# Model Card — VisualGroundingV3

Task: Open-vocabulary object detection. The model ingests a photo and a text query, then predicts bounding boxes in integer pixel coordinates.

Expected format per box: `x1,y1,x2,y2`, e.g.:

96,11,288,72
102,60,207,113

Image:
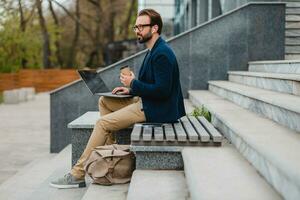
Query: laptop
78,70,133,98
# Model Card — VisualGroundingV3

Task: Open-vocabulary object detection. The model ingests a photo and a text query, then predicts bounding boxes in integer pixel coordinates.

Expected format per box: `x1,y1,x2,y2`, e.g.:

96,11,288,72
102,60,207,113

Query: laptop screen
78,70,107,94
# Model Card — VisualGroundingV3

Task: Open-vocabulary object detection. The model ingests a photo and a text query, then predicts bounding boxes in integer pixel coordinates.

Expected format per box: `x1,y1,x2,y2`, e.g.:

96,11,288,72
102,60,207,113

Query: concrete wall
50,81,101,152
50,3,285,153
169,3,285,94
220,0,279,13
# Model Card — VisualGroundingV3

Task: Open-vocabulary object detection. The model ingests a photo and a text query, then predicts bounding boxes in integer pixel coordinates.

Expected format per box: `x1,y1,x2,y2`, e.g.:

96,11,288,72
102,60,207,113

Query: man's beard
137,31,152,44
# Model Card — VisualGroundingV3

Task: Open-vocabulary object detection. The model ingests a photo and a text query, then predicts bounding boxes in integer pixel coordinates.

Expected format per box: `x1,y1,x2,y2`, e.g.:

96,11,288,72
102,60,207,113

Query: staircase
286,1,300,59
3,61,299,199
189,60,300,200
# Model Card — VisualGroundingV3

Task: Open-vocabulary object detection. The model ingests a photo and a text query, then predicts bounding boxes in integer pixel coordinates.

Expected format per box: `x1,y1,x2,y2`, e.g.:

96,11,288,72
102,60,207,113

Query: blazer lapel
139,50,151,79
139,37,163,78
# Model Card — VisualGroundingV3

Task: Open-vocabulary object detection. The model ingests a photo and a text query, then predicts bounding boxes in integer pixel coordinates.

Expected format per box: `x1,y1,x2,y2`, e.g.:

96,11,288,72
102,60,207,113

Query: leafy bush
190,105,211,122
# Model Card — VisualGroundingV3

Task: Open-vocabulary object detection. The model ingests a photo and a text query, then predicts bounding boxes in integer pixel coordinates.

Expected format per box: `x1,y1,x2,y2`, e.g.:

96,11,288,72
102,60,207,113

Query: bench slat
164,124,176,141
173,121,187,142
188,116,210,142
180,116,199,142
198,116,223,142
154,127,164,141
142,125,153,141
131,124,142,141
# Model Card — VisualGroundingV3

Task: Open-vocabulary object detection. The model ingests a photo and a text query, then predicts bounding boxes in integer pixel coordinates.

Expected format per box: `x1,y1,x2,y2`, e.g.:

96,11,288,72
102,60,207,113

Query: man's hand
112,87,130,95
120,72,135,87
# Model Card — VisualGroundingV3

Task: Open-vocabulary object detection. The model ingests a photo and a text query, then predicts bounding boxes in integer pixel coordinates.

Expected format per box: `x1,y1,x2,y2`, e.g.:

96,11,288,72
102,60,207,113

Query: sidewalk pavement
0,93,51,185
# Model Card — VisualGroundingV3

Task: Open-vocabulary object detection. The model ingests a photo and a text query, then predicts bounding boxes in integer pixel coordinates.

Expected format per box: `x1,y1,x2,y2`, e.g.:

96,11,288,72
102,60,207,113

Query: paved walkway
0,93,51,185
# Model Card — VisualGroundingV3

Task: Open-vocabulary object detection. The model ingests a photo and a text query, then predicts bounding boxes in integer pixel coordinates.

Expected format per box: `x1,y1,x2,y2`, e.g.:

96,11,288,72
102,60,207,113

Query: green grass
189,105,211,122
0,92,3,104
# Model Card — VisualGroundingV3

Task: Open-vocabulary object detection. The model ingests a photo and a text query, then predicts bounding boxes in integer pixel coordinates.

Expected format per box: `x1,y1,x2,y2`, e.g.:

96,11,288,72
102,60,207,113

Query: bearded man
50,8,186,189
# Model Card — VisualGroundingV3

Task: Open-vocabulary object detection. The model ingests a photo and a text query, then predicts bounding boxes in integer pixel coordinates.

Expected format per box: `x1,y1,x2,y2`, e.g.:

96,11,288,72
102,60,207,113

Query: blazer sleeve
130,54,173,99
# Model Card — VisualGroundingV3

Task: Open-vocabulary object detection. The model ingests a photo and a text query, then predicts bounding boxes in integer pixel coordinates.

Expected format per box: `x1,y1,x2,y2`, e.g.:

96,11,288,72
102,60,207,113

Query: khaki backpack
84,144,135,185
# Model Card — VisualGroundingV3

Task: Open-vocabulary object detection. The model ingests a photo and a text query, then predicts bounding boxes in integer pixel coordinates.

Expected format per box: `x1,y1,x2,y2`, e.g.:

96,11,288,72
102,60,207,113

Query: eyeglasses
132,24,152,32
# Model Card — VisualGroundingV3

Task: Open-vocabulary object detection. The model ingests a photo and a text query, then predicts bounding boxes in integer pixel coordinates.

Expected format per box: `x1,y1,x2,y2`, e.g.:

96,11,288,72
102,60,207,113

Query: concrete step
286,2,300,8
182,142,282,200
287,8,300,15
286,14,300,22
286,45,300,53
208,80,300,132
286,21,300,29
286,36,300,45
228,71,300,95
286,29,300,37
127,170,188,200
248,60,300,74
184,99,195,114
188,90,300,200
27,163,89,200
0,145,79,200
81,183,128,200
285,54,300,60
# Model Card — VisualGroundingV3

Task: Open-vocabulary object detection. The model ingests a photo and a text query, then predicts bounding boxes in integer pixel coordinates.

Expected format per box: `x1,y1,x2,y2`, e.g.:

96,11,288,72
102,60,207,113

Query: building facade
138,0,176,38
174,0,280,35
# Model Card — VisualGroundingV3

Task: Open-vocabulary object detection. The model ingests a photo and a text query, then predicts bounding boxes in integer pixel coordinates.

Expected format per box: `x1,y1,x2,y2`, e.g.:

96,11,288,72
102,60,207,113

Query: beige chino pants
71,96,146,179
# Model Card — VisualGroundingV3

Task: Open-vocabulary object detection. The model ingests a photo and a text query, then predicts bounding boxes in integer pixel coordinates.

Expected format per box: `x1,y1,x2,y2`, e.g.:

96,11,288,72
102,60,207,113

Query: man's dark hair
138,9,163,35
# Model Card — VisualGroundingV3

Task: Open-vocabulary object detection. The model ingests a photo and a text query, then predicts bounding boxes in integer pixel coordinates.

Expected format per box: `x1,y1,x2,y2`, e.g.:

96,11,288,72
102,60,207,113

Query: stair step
81,183,129,200
286,29,300,37
184,99,195,114
286,45,300,53
127,170,188,200
286,21,300,29
208,80,300,132
287,8,300,15
248,60,300,74
285,54,300,60
228,71,300,95
286,2,300,8
286,37,300,45
188,90,300,200
182,142,281,200
0,145,75,200
286,14,300,22
27,165,88,200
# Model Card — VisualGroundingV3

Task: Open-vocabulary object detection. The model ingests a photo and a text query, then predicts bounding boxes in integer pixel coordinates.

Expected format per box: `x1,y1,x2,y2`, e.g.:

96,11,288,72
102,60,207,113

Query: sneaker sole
49,182,86,189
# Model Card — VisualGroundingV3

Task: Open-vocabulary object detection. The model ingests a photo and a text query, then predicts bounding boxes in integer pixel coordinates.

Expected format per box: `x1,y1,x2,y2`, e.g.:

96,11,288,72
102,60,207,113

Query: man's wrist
130,79,135,88
128,88,132,95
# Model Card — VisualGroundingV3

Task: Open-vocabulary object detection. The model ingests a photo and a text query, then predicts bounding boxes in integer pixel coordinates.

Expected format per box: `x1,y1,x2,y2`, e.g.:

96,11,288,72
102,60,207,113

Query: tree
50,0,138,67
0,0,138,71
18,0,36,68
36,0,52,68
48,0,64,67
66,0,80,68
0,0,43,72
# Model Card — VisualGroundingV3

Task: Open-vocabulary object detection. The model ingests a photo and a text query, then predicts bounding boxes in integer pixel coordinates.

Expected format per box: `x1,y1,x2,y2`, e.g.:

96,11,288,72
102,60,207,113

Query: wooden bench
69,112,223,169
130,116,223,170
131,116,223,146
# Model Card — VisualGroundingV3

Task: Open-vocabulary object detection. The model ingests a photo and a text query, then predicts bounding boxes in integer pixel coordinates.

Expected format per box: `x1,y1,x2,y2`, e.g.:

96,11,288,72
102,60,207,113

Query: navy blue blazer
130,37,186,123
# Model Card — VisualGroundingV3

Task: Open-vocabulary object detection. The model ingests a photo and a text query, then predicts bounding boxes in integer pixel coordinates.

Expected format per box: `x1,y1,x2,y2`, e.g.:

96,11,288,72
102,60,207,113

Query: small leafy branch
190,105,211,122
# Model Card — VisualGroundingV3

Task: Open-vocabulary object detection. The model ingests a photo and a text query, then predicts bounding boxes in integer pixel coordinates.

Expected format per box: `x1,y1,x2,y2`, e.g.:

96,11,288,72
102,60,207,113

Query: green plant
190,105,211,122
